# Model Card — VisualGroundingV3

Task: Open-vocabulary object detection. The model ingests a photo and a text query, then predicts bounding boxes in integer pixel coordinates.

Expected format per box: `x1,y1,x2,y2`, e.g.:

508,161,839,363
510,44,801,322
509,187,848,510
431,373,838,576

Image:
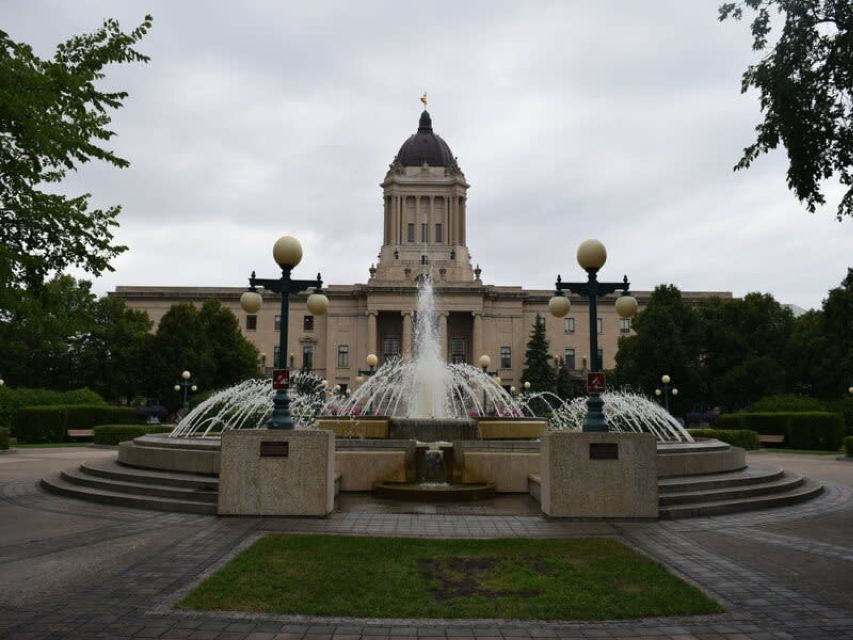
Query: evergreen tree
555,358,573,400
522,315,555,414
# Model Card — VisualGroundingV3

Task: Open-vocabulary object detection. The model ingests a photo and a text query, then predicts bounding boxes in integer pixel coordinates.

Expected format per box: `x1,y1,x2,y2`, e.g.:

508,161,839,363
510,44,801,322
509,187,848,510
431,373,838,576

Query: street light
0,373,4,387
174,370,198,417
479,354,497,414
655,374,678,414
548,239,638,432
240,235,329,429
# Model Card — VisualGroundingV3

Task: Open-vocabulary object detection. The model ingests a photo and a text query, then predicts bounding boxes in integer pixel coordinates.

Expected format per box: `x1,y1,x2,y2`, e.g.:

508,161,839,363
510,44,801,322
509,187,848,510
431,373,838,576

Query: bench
758,434,785,446
66,429,94,439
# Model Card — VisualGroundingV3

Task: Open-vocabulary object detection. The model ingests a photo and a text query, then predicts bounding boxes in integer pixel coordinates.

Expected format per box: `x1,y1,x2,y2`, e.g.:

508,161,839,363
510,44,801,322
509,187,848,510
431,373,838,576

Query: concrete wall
218,430,335,516
540,432,658,518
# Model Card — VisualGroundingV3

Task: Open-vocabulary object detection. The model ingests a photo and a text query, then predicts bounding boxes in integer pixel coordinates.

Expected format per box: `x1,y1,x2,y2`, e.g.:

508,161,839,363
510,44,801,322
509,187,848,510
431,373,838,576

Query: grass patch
179,535,722,620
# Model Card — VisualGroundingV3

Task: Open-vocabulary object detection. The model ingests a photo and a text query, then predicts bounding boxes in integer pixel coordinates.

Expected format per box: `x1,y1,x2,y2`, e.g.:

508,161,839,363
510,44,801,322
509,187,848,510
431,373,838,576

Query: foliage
133,405,168,421
12,404,137,442
687,428,761,450
0,15,152,298
787,413,844,450
143,301,259,410
698,293,794,411
555,359,572,400
179,534,722,620
749,394,826,413
613,285,704,414
0,385,104,430
719,1,853,220
845,436,853,457
719,412,790,436
822,397,853,436
521,315,555,415
93,424,172,445
0,426,8,449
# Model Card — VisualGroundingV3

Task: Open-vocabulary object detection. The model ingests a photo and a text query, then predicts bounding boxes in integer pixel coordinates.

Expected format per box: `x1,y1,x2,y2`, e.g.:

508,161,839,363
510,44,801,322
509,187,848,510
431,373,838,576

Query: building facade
113,109,730,392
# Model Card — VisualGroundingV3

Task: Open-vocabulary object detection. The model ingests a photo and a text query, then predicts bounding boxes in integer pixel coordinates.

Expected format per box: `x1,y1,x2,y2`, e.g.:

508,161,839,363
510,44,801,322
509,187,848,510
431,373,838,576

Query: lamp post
655,374,678,414
354,354,379,414
548,239,638,432
240,235,329,429
478,354,498,415
173,370,198,417
0,373,4,387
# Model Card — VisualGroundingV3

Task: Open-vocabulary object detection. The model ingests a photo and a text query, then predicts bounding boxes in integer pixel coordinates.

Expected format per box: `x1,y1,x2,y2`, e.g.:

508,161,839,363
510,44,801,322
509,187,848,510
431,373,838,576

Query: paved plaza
1,447,851,640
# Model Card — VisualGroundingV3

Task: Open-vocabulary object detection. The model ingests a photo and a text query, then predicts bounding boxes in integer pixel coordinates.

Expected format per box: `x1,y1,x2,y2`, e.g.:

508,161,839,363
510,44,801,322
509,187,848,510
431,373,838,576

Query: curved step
659,479,824,519
61,468,218,503
659,473,804,506
81,459,218,490
659,465,784,493
40,475,216,515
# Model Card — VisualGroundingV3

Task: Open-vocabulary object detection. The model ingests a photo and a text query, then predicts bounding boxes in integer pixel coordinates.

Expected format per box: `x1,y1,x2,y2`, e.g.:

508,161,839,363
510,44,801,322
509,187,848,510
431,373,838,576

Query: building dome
395,111,455,167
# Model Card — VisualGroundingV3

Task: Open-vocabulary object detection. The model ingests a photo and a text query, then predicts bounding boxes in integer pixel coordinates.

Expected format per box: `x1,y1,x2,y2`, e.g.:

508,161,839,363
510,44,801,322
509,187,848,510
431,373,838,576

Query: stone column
402,311,413,357
472,312,483,363
366,311,378,359
438,312,448,361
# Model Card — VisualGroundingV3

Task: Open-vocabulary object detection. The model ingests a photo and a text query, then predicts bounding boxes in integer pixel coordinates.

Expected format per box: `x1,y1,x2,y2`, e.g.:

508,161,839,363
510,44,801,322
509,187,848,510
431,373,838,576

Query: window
450,337,465,364
564,317,575,334
302,345,314,371
303,315,314,331
435,223,442,243
382,336,400,361
337,345,349,369
420,255,429,265
246,315,257,331
564,348,576,371
421,223,428,242
500,346,511,369
597,317,603,335
274,315,281,331
407,223,415,242
620,318,632,334
273,346,282,368
596,349,603,370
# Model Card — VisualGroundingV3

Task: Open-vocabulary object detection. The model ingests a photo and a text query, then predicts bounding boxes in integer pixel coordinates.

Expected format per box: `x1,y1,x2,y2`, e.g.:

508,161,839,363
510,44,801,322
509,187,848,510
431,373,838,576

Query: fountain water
171,276,693,444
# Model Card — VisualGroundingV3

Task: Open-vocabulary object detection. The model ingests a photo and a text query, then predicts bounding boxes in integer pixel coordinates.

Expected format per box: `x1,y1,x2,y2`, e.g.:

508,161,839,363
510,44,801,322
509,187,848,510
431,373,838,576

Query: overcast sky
3,1,850,309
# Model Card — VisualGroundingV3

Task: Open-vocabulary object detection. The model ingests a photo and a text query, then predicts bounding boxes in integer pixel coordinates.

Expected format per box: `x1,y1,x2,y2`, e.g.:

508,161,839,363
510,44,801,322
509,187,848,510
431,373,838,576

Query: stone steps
40,459,218,515
659,473,804,506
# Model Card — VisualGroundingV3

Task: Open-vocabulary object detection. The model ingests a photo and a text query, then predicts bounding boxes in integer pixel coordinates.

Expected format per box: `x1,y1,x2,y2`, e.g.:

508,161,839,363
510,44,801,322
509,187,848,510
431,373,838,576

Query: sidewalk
1,447,852,640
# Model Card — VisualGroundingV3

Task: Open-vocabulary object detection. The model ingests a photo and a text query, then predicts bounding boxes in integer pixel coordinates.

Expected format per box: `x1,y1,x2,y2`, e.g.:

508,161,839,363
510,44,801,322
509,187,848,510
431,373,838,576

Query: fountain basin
388,417,477,441
374,481,496,501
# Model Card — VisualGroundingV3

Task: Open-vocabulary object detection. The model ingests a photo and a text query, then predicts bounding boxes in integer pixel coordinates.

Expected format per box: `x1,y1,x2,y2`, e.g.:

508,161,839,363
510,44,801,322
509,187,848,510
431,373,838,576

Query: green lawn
179,534,722,620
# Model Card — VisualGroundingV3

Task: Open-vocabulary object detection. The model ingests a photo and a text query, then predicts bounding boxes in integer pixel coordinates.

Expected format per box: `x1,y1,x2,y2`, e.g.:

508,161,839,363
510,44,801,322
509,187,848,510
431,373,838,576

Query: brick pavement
1,449,852,640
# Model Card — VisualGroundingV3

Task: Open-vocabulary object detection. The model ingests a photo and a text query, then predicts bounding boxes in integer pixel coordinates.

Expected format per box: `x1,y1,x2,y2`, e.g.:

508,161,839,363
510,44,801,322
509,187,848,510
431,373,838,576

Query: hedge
688,428,761,450
13,405,138,443
749,394,826,413
720,411,844,450
0,387,105,430
787,414,844,451
0,427,8,450
845,436,853,458
93,424,173,446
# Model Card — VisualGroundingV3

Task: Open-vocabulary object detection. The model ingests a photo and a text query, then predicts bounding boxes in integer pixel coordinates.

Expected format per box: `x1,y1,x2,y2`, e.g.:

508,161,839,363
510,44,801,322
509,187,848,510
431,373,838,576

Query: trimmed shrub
718,413,787,436
0,427,8,450
688,428,761,450
12,407,68,443
12,404,139,443
787,413,844,451
0,387,105,430
845,436,853,457
93,424,173,446
749,394,825,413
822,397,853,437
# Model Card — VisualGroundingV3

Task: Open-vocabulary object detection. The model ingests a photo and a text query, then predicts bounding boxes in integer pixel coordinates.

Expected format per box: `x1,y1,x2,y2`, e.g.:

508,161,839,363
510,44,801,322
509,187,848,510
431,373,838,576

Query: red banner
587,371,605,393
272,368,290,390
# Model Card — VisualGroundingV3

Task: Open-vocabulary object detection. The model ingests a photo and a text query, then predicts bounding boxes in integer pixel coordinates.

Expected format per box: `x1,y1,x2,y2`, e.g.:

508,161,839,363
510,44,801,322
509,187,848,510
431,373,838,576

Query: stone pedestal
540,432,658,518
218,429,335,516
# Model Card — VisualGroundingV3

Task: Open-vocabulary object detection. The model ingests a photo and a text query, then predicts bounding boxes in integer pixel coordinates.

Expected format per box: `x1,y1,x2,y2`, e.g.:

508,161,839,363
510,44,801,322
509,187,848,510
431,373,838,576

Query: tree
719,2,853,220
0,15,152,299
698,292,795,411
613,285,705,415
77,296,153,404
816,268,853,394
555,359,573,400
144,302,260,409
522,314,556,411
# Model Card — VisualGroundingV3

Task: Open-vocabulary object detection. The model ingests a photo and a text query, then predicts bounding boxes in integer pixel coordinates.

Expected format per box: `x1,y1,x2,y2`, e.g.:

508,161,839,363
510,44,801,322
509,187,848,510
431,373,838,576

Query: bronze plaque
260,441,289,457
589,442,618,460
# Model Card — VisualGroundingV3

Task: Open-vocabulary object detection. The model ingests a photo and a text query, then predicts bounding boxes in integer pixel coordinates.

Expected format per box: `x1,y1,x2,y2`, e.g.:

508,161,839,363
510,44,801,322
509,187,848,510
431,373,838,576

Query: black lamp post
655,374,679,413
173,370,197,417
548,239,638,432
240,235,329,430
